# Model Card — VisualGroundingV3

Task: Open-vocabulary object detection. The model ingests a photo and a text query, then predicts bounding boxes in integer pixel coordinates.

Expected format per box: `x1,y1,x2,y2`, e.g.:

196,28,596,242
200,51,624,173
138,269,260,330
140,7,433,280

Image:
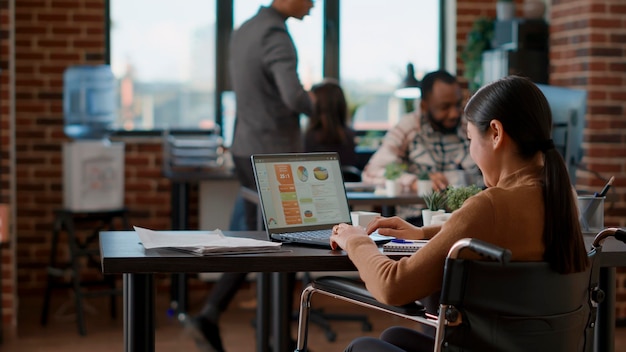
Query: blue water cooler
62,65,125,211
63,65,116,140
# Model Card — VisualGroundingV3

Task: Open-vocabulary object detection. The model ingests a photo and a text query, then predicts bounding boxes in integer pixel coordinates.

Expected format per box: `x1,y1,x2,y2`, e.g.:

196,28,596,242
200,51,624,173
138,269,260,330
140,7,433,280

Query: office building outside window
341,0,440,132
110,0,217,131
108,0,440,134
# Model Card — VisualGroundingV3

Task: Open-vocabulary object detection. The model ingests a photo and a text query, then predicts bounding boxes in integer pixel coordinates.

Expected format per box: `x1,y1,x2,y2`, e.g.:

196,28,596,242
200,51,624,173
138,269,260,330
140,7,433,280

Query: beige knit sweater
344,164,546,306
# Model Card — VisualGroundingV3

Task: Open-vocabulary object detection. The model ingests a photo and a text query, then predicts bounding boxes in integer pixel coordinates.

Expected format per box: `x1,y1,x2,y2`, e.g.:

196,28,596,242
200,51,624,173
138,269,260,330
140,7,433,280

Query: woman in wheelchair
329,76,590,352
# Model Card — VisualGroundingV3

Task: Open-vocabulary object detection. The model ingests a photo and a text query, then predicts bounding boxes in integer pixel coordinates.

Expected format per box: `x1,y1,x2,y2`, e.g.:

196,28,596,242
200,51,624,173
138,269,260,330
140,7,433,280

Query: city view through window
109,0,440,135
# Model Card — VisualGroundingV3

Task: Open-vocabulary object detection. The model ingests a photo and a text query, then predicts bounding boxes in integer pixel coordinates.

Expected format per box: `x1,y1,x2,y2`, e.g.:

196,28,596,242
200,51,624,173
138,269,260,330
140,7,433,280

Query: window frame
104,0,447,136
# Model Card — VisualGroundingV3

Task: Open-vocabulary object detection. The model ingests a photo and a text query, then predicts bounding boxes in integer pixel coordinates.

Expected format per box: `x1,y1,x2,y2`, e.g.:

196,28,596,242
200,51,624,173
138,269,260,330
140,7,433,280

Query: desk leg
256,273,270,352
170,182,190,316
124,273,154,352
596,267,615,352
271,272,290,352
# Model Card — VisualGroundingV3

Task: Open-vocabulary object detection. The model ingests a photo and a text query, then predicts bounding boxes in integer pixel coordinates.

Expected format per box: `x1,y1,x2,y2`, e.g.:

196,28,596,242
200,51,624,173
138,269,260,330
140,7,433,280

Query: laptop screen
252,152,352,233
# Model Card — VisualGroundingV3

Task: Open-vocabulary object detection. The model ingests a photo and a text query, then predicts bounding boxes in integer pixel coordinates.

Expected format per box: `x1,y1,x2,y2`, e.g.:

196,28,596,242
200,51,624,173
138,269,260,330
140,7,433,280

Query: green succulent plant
445,185,482,212
384,162,407,181
423,191,447,211
417,170,430,181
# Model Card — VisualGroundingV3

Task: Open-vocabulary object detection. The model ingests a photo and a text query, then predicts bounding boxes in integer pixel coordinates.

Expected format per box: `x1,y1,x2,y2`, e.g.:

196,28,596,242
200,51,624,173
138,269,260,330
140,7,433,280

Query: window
341,0,441,131
233,0,324,88
109,0,217,131
108,0,441,133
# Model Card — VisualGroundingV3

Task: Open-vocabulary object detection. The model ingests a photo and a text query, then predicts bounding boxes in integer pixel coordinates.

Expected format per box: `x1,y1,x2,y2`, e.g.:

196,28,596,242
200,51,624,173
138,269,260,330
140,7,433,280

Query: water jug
63,65,116,139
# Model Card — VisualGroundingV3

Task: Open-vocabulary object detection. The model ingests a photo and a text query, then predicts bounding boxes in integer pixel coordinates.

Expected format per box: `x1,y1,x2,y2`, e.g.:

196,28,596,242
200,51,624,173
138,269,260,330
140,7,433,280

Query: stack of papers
134,226,282,256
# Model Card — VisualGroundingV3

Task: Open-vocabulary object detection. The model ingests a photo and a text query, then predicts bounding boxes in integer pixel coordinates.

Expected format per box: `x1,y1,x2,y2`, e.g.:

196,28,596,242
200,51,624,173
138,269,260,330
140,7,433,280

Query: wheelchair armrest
592,228,626,248
312,276,425,316
448,238,512,264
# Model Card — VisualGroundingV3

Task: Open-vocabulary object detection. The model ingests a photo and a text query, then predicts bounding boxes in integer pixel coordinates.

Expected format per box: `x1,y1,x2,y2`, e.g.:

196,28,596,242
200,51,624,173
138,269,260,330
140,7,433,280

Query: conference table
100,230,409,352
101,230,626,352
164,185,424,322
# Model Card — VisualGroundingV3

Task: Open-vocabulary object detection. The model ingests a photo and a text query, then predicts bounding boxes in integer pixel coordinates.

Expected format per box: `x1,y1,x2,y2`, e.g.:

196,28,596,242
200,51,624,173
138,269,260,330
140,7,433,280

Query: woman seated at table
329,75,589,352
304,78,358,169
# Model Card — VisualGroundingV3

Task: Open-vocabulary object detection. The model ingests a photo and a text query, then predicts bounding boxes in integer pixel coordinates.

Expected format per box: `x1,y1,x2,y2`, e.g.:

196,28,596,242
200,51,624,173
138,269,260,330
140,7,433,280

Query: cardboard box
63,141,125,211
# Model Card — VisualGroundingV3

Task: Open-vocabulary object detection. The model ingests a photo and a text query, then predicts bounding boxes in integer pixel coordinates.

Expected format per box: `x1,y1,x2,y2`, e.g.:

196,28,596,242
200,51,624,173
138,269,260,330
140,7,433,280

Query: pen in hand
595,176,615,197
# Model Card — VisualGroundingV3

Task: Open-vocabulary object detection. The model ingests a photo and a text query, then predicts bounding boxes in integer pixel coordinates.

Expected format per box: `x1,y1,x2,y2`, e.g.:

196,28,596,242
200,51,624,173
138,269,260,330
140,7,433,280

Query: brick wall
549,0,626,317
0,0,184,336
1,0,16,335
13,0,104,296
1,0,625,336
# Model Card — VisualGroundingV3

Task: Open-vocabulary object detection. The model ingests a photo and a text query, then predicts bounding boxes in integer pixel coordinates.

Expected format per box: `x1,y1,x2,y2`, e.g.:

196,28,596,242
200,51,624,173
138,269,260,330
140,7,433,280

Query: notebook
382,239,429,253
251,152,389,248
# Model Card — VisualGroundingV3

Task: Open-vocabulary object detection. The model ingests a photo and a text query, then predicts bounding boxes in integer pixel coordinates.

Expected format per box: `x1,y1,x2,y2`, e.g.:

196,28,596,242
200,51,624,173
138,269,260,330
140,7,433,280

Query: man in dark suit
186,1,315,351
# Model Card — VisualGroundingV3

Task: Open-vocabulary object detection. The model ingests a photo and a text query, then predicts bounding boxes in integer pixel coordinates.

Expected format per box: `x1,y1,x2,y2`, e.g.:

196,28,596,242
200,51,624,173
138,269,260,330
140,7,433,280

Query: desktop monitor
536,84,587,185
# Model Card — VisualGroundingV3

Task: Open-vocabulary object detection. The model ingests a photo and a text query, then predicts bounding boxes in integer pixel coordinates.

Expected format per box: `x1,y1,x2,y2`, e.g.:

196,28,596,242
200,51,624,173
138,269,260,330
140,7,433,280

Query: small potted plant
416,170,432,198
421,191,447,226
445,185,482,212
461,17,495,92
384,162,406,196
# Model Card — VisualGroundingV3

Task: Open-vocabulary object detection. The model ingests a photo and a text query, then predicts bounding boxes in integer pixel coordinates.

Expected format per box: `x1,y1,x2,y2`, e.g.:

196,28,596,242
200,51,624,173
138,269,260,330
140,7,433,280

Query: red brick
36,14,68,22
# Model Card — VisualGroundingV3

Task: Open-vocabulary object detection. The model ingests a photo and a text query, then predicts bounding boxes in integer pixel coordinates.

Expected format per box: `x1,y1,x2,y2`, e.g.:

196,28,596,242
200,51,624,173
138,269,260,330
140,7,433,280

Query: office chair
341,165,363,183
297,272,372,342
295,228,626,352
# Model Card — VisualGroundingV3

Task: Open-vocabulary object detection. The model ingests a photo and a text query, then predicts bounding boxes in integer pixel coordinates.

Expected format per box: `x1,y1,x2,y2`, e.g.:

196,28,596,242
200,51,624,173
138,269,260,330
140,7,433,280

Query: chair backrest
341,165,363,182
438,259,595,352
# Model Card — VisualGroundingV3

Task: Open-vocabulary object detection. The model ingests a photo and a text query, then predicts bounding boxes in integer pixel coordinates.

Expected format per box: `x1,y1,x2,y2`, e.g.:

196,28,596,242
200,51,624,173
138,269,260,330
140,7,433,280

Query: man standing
362,70,480,222
186,1,314,351
230,0,314,228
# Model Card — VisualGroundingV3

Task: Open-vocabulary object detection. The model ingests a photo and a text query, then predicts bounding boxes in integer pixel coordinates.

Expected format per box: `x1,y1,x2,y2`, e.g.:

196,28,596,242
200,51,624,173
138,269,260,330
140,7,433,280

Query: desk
164,169,237,314
100,230,408,352
102,231,626,352
346,191,424,216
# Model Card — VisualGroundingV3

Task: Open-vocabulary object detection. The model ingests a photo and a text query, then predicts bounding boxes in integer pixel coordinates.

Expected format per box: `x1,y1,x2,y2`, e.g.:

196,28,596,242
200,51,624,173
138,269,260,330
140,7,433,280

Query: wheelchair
295,228,626,352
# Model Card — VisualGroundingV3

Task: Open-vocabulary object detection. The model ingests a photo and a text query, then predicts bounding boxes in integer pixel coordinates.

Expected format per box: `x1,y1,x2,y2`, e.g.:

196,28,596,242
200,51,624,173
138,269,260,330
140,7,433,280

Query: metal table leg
272,272,290,352
596,267,615,352
256,273,271,352
124,273,154,352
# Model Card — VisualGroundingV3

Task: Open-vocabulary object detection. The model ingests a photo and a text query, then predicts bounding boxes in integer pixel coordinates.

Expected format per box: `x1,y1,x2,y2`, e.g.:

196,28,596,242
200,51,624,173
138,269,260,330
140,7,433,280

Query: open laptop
251,152,390,248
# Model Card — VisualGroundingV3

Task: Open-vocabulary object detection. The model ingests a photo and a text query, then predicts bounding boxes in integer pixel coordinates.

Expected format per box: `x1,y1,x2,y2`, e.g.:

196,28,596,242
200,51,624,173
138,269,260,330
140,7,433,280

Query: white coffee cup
430,212,452,225
350,211,381,228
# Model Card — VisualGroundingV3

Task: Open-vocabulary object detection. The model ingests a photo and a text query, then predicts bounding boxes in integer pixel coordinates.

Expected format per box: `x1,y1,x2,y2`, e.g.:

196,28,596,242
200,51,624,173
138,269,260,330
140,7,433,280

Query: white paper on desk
134,226,282,254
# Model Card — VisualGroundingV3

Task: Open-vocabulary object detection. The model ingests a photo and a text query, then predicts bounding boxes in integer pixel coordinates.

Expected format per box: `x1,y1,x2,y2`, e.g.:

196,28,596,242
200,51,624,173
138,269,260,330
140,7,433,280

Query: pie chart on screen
297,166,308,182
313,166,329,180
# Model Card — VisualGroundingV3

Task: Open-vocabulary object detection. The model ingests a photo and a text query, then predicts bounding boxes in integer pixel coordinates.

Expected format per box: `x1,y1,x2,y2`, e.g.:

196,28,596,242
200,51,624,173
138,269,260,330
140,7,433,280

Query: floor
2,281,420,351
3,281,626,352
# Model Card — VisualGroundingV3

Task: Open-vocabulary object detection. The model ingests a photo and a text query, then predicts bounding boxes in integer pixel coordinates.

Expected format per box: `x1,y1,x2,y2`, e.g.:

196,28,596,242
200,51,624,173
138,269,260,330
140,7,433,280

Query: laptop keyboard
279,229,331,241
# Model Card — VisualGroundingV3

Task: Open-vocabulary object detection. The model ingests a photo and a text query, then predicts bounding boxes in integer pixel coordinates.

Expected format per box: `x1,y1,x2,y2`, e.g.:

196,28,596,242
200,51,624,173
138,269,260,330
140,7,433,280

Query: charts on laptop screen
253,153,352,231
